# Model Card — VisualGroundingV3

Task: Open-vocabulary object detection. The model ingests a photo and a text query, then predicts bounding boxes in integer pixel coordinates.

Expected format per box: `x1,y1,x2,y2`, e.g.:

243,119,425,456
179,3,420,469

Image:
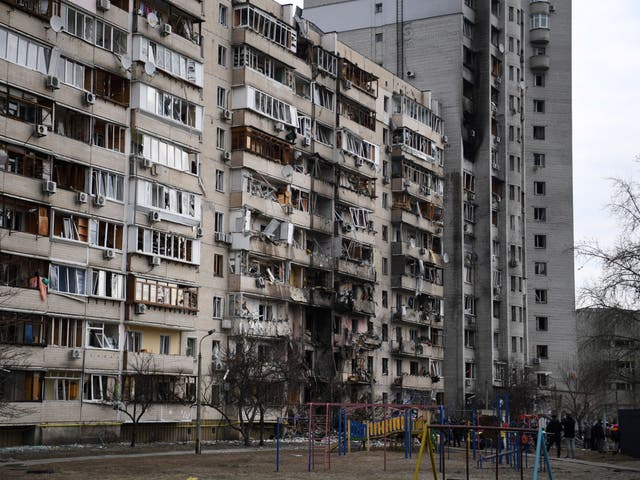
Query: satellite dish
443,253,450,264
50,15,64,33
282,165,294,177
147,12,159,28
144,62,156,76
119,54,132,71
519,81,526,90
499,43,505,53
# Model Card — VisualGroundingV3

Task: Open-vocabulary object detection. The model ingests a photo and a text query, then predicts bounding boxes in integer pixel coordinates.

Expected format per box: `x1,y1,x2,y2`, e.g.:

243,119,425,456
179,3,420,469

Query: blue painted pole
472,407,477,460
338,409,342,456
276,417,281,472
439,404,444,472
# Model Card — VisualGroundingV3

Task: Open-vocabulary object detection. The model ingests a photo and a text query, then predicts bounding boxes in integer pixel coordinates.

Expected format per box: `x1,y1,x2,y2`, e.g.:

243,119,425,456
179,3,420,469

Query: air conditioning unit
77,191,89,204
406,71,416,79
221,319,232,330
222,151,231,161
149,255,162,267
222,109,232,121
93,194,106,207
274,122,285,132
224,234,232,245
495,76,503,84
384,145,392,153
42,180,57,194
140,156,153,169
465,379,471,387
509,259,519,268
84,92,96,105
35,124,48,137
47,75,60,90
442,135,449,144
355,158,363,167
532,358,541,365
70,348,82,359
103,249,116,260
342,224,353,233
97,0,111,11
494,136,501,144
161,24,172,36
343,80,352,90
134,303,147,315
215,232,226,242
256,277,266,288
302,136,312,147
196,227,204,238
419,248,426,255
148,211,161,223
382,176,390,184
493,286,501,295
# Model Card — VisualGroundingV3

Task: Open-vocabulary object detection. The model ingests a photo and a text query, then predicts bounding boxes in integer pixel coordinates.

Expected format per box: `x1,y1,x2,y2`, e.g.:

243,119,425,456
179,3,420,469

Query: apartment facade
0,0,445,443
305,0,575,410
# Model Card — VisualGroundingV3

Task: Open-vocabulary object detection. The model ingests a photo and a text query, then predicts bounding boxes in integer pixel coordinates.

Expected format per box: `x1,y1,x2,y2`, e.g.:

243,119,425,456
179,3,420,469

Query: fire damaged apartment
0,0,445,444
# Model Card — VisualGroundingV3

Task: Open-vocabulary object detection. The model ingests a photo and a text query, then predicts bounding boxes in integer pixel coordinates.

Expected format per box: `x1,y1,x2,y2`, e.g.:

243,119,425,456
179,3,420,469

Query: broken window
48,264,86,295
0,313,48,346
0,196,48,236
393,127,440,162
340,238,374,264
312,83,335,111
2,143,45,179
0,253,49,288
314,46,338,77
52,159,86,192
248,86,297,126
136,179,202,222
336,129,379,168
136,131,198,173
44,371,81,401
134,83,203,131
463,171,475,192
232,44,293,88
0,83,52,127
534,289,547,304
534,234,546,249
213,296,224,319
314,121,333,146
339,95,376,130
231,126,293,164
90,269,125,300
394,94,443,134
340,58,378,97
91,168,124,201
83,373,116,401
134,277,199,312
294,74,312,99
233,4,297,52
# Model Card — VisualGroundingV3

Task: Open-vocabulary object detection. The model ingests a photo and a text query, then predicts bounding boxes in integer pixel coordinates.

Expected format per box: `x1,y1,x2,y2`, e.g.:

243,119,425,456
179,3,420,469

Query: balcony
229,191,311,229
391,178,443,206
310,288,335,308
392,274,444,298
22,346,120,372
392,374,437,391
335,258,376,282
391,208,442,235
229,318,292,338
336,185,376,211
389,340,429,358
125,351,195,375
529,28,550,44
393,307,431,326
228,274,292,301
529,54,550,71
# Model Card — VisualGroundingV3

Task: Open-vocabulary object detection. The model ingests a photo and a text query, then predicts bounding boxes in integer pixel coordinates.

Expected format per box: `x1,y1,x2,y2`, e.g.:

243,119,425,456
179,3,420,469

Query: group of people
545,412,576,458
582,419,619,453
546,414,621,457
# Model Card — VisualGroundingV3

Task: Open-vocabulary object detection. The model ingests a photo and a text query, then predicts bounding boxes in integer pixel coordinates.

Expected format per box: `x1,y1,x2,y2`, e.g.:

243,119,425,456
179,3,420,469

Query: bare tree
109,353,159,447
577,169,640,405
556,357,606,426
204,336,306,446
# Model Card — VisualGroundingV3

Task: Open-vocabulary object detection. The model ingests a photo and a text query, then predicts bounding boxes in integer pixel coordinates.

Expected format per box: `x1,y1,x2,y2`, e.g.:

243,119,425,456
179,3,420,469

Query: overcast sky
277,0,640,299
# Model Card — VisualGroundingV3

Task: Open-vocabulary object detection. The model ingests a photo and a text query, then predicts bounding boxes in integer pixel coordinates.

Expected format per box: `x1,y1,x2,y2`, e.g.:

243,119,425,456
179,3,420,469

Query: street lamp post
196,329,215,454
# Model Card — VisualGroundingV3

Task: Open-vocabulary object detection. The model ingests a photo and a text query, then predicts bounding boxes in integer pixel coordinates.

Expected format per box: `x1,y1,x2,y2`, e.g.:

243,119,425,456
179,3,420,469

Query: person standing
546,414,562,458
562,413,576,458
593,420,605,452
582,421,591,450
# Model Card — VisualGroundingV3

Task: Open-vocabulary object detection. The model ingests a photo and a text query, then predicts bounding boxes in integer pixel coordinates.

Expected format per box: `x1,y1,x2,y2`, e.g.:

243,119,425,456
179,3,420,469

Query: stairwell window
535,289,548,304
534,234,546,249
533,126,546,140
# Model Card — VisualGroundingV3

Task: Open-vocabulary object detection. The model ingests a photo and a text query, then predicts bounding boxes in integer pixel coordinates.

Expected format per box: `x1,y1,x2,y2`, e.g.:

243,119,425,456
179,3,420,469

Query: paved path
549,456,640,473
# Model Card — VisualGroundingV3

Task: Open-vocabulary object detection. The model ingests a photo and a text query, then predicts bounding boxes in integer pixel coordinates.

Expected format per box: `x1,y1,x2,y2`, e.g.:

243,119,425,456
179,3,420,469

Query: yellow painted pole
367,422,370,451
412,423,430,480
347,420,351,454
427,426,439,480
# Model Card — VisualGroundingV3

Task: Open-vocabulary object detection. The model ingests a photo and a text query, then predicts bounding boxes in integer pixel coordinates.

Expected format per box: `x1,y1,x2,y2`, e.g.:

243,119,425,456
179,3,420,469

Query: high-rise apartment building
0,0,446,443
305,0,575,409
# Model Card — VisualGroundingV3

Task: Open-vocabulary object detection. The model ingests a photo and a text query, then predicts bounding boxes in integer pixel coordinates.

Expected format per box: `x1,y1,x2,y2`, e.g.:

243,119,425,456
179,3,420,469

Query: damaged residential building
305,0,575,410
0,0,444,444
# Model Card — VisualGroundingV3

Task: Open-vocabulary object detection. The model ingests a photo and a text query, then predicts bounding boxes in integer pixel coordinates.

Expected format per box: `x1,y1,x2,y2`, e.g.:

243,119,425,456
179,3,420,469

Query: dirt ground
1,442,640,480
